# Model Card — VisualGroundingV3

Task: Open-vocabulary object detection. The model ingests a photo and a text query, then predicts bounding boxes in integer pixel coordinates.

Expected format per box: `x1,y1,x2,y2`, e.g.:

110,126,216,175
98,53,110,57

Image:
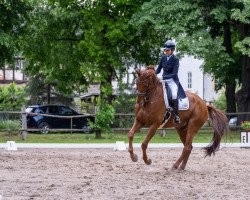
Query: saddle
162,81,189,110
161,81,190,124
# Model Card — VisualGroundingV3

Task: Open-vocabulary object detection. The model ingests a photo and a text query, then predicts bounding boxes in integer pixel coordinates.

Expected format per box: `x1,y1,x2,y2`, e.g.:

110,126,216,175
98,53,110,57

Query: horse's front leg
128,119,141,162
141,125,158,165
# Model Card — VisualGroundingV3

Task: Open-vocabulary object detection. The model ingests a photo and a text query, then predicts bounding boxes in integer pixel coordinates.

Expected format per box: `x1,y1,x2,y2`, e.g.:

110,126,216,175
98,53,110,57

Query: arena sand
0,147,249,200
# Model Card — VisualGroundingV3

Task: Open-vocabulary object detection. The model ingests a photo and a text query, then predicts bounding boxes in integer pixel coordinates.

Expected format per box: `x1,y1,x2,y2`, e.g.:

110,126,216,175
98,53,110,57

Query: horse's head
135,65,157,97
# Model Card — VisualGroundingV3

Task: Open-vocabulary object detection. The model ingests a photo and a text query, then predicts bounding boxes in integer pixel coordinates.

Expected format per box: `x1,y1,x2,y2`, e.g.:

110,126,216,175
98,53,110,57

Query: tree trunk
223,21,237,118
106,65,114,104
47,84,51,104
100,65,114,104
225,82,236,118
95,130,102,139
236,23,250,122
236,55,250,121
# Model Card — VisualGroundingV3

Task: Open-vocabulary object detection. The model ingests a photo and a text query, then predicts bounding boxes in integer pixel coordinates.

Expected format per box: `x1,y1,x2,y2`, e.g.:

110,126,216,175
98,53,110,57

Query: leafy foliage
132,0,242,85
131,0,250,113
0,120,20,130
0,0,30,66
112,93,136,128
231,0,250,57
213,92,226,112
21,0,87,95
241,121,250,130
21,0,161,101
0,83,27,111
89,98,115,132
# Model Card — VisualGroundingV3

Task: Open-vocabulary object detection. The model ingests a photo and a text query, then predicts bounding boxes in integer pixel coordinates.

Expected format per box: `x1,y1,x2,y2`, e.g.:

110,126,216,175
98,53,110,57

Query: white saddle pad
161,81,189,110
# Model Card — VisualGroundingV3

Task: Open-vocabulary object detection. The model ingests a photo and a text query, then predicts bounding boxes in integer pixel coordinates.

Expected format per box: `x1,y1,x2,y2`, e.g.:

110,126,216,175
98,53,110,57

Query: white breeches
164,78,178,99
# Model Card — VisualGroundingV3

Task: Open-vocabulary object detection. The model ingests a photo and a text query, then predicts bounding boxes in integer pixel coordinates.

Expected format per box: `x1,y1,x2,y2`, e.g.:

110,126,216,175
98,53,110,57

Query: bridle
135,71,160,105
135,75,153,97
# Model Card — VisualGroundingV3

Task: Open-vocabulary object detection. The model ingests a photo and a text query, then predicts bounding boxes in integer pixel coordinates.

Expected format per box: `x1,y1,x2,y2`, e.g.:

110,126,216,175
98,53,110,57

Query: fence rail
0,109,249,139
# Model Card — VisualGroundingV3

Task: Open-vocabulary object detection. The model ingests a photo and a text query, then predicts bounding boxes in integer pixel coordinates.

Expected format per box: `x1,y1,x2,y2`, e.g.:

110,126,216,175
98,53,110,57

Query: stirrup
162,111,171,123
174,115,180,124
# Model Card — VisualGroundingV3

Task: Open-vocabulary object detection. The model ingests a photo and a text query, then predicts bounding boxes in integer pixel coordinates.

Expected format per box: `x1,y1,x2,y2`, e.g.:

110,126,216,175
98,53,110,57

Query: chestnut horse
128,66,228,170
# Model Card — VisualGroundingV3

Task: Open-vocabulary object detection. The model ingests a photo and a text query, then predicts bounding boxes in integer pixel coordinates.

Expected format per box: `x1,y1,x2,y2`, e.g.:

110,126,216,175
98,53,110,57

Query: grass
0,120,20,130
0,129,240,143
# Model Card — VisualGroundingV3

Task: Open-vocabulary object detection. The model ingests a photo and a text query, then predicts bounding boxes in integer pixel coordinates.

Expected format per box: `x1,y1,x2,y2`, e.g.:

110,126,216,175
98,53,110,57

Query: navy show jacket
155,54,186,99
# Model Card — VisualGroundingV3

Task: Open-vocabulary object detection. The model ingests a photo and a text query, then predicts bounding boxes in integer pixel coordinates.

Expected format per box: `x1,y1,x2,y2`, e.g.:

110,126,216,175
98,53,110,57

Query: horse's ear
146,65,155,71
135,69,141,76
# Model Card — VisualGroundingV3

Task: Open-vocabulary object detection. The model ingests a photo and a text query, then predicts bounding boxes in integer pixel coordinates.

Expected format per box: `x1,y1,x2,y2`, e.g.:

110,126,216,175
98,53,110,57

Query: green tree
22,0,161,103
131,0,248,117
78,0,161,103
22,0,87,97
26,73,72,105
231,0,250,121
0,0,30,66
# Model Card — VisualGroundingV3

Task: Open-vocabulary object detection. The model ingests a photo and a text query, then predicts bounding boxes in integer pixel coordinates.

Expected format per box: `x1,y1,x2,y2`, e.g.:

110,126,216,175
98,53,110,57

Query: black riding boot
173,99,180,124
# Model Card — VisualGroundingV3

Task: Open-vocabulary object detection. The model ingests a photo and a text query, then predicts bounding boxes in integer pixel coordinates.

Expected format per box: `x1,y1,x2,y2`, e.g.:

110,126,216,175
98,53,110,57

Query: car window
48,106,59,115
60,106,76,115
26,107,34,113
34,107,47,114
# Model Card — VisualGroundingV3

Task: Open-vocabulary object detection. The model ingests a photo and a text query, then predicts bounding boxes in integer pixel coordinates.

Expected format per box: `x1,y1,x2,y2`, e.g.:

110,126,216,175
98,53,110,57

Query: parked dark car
228,116,238,130
25,105,95,133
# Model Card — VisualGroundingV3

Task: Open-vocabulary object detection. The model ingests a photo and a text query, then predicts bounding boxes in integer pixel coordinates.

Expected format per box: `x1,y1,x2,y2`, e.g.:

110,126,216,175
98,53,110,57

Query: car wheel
82,124,91,134
38,122,50,134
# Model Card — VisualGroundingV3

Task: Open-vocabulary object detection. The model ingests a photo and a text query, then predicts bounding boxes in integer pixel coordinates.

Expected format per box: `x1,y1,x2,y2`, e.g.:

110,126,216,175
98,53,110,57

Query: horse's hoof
178,166,185,170
131,154,138,162
171,165,178,171
144,158,152,165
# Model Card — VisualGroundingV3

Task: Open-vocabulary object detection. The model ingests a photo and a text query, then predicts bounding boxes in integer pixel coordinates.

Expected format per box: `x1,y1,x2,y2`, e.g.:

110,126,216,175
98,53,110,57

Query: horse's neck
135,79,163,118
149,79,162,98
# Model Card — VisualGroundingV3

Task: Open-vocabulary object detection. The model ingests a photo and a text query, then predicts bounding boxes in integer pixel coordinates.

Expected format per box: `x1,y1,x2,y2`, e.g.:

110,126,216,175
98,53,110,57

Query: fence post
70,117,73,134
160,129,166,137
21,106,28,140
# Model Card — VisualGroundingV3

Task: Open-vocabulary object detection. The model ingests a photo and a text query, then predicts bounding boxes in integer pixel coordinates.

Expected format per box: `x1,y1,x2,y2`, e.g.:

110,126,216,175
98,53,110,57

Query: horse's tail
202,105,228,157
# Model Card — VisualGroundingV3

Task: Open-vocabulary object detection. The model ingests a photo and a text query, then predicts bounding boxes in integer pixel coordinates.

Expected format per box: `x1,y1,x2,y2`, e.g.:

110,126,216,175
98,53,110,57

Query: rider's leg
173,99,180,124
167,79,180,124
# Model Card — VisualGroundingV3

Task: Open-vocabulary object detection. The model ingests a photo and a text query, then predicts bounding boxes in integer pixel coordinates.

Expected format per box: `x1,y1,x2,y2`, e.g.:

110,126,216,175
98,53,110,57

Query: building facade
178,55,220,102
0,57,28,85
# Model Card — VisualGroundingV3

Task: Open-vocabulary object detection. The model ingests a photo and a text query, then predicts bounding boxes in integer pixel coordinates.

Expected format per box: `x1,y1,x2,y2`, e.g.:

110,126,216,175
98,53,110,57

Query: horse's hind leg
173,118,204,170
128,120,142,162
172,127,188,170
141,125,158,165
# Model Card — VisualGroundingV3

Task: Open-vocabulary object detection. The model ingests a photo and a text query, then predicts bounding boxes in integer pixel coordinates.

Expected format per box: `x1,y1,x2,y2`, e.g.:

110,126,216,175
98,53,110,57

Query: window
48,106,59,115
60,106,76,115
187,72,192,89
15,59,24,69
35,107,47,114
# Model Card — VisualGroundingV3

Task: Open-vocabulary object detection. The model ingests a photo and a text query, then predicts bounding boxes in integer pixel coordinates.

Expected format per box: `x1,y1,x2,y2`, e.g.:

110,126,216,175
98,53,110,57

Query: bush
0,120,20,129
112,93,136,128
0,83,27,111
89,98,115,136
241,121,250,130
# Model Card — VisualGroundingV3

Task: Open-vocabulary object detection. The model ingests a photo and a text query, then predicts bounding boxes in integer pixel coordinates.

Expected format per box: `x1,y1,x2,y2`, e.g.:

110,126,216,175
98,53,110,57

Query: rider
155,40,186,124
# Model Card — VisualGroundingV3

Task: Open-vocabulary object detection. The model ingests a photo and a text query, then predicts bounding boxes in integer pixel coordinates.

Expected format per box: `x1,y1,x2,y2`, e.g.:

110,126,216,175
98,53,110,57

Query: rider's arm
155,57,163,74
